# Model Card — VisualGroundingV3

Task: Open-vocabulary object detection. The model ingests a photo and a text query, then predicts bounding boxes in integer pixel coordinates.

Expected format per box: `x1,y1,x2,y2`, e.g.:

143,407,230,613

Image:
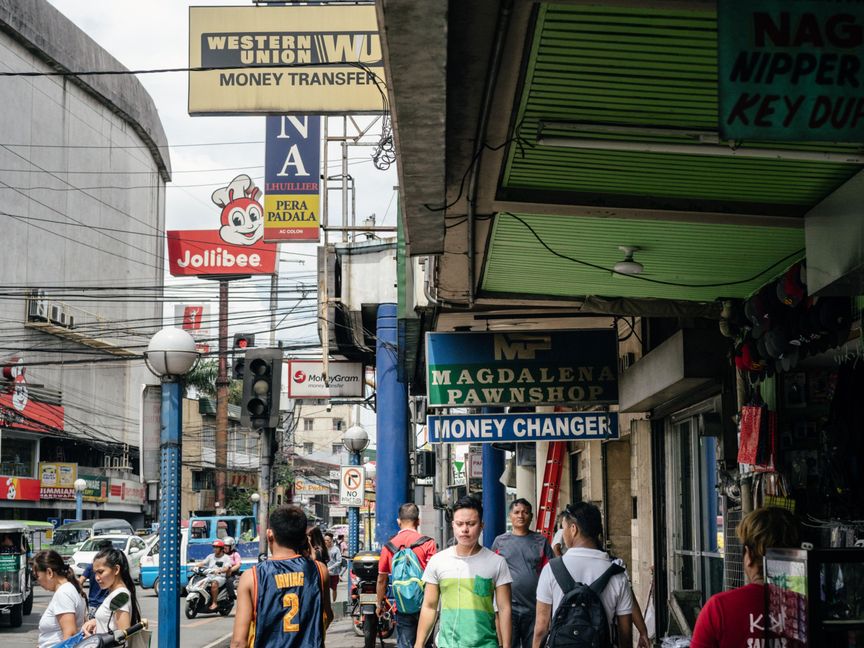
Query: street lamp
250,492,260,525
342,425,368,557
144,327,199,648
73,478,87,521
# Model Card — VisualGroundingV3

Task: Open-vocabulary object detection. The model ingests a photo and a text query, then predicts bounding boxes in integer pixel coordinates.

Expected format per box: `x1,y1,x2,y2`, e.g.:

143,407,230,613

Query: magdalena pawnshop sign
425,331,618,408
189,5,384,114
719,0,864,141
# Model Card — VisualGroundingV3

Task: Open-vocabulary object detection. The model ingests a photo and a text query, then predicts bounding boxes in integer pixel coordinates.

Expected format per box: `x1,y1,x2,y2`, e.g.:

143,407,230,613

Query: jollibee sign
167,174,277,277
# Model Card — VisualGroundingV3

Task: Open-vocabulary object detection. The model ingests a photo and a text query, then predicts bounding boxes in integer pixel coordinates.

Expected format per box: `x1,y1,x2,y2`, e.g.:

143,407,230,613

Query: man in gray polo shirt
492,498,554,648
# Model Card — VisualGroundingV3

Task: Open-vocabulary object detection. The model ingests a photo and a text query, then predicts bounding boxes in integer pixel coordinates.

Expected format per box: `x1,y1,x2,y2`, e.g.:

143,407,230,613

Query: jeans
396,611,425,648
512,610,535,648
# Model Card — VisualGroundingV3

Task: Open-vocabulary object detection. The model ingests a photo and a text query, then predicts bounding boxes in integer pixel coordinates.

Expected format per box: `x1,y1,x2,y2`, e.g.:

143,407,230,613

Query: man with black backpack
532,502,634,648
377,502,437,648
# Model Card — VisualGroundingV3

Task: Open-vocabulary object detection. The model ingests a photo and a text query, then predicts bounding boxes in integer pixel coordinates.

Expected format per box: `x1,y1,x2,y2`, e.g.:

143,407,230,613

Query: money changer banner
425,331,618,407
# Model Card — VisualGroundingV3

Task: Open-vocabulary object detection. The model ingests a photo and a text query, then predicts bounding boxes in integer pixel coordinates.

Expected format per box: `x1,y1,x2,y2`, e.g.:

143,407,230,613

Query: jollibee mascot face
212,174,264,246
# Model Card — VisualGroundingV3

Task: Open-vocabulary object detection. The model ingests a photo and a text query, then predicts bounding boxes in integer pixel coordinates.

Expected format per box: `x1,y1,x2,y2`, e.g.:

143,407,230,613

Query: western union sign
425,331,618,408
189,5,385,115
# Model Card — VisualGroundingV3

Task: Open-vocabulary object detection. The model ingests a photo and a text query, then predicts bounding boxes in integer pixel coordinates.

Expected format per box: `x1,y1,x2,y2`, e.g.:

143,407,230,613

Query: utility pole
215,280,229,513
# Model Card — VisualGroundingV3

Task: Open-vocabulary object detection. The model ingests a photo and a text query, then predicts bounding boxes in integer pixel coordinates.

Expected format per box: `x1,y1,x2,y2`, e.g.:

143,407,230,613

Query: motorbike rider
223,536,242,600
195,539,229,611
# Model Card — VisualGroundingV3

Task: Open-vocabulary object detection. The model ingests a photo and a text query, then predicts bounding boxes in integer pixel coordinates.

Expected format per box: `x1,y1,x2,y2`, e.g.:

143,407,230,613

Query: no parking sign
339,465,365,506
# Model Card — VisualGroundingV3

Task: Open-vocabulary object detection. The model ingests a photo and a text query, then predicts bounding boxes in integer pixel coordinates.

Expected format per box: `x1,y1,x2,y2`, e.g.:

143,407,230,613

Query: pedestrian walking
690,507,798,648
414,495,513,648
306,526,327,563
323,532,342,602
532,502,634,648
231,505,333,648
80,547,141,636
32,550,87,648
492,499,553,648
377,502,437,648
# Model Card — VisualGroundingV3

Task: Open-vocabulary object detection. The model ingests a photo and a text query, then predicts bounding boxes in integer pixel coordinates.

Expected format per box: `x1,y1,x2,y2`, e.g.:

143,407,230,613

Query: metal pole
252,501,259,526
341,116,348,243
158,380,182,648
258,427,273,556
348,450,360,556
215,280,229,513
481,406,506,547
75,491,83,521
270,245,280,348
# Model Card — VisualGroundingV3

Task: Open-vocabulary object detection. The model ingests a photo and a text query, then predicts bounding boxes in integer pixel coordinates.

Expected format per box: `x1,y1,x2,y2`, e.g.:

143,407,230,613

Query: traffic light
233,333,255,350
232,357,245,381
241,348,282,429
231,333,255,380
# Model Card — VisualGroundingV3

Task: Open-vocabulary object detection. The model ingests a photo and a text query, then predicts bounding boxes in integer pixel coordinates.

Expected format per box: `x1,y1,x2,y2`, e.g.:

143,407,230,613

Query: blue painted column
158,381,182,648
348,450,361,556
481,407,506,547
74,491,83,521
375,303,408,548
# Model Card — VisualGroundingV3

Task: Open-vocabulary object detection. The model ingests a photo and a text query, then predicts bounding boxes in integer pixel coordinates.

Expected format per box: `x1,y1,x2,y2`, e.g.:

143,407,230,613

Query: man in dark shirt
492,499,553,648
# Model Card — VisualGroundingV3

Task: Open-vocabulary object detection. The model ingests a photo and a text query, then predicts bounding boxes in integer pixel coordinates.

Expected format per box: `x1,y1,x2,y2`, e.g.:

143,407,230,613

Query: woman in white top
33,550,87,648
81,547,141,636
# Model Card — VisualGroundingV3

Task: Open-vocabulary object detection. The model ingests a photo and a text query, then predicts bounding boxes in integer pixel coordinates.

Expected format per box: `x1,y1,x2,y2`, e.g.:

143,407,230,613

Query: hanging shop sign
339,465,365,507
287,360,364,398
719,1,864,141
189,5,384,115
1,358,64,433
425,331,618,407
0,476,40,501
38,462,77,500
428,412,619,444
78,473,109,504
294,477,331,496
264,115,321,242
167,174,277,277
108,478,146,506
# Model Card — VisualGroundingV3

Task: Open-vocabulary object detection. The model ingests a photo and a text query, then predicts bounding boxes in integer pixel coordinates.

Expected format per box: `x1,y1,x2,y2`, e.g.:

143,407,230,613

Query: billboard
167,175,277,277
0,477,40,501
1,358,64,433
425,331,618,407
287,360,364,398
38,462,77,500
189,5,384,114
264,115,321,242
427,412,619,444
719,1,864,141
108,478,146,506
174,304,211,340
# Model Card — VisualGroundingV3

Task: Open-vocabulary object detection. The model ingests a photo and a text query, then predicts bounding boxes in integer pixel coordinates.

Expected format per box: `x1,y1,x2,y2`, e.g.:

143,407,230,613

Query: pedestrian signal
240,348,282,429
233,333,255,350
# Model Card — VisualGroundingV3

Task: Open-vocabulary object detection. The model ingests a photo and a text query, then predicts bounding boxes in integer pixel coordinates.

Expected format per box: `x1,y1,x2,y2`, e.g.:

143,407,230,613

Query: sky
45,0,397,434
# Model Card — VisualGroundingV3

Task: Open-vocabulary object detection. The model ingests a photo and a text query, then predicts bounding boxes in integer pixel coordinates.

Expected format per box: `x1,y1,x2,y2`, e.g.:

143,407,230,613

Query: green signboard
719,1,864,141
0,554,20,571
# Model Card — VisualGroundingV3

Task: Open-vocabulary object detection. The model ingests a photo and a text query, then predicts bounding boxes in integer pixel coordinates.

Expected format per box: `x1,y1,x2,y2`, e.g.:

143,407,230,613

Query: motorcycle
59,620,149,648
185,566,234,619
350,551,395,648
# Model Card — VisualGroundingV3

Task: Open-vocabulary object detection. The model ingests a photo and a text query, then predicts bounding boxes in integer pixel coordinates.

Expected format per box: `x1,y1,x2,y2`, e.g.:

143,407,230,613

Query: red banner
167,230,277,277
0,393,64,433
0,477,40,501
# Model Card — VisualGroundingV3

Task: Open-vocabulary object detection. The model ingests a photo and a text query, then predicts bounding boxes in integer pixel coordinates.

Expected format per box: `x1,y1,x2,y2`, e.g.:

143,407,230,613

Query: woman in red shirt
691,507,798,648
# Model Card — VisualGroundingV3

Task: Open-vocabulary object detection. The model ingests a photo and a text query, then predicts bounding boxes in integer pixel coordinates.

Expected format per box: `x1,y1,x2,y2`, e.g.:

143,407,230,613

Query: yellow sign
189,5,385,115
39,462,77,488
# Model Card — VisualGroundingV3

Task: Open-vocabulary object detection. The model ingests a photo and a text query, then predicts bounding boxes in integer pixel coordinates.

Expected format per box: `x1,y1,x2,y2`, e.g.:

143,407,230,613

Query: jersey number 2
282,593,300,632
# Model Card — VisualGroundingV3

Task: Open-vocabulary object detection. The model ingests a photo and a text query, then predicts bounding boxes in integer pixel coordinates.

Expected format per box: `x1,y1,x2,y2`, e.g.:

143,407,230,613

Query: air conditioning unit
28,298,48,322
103,456,113,469
66,314,75,329
49,303,63,325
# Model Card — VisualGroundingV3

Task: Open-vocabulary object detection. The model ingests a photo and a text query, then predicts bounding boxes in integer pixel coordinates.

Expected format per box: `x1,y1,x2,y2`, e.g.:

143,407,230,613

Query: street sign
468,453,483,479
428,411,619,444
339,465,365,506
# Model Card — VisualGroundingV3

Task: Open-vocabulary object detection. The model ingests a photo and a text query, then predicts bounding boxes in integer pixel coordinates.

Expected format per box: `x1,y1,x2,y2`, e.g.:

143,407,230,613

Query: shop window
303,442,314,454
0,433,37,477
665,415,724,601
192,470,214,491
569,447,583,504
332,443,343,455
303,419,314,432
333,418,344,431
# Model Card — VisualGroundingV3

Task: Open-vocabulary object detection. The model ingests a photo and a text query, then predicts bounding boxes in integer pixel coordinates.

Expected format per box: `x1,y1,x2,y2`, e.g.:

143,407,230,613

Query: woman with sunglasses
32,549,87,648
80,547,141,636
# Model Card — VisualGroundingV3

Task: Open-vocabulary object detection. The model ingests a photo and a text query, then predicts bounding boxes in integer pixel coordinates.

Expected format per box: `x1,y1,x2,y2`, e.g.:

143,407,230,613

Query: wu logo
493,334,551,360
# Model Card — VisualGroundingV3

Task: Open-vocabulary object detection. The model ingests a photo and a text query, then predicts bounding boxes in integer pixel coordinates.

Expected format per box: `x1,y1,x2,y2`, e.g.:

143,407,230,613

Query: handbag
738,403,763,464
126,627,152,648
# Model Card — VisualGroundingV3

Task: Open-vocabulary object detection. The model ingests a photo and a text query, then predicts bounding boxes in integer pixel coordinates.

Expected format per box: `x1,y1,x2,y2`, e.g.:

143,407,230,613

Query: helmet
212,540,225,549
222,536,235,548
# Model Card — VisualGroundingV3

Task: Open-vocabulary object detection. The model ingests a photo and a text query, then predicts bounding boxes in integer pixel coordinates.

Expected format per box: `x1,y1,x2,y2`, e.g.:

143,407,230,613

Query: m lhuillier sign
719,1,864,141
425,331,618,408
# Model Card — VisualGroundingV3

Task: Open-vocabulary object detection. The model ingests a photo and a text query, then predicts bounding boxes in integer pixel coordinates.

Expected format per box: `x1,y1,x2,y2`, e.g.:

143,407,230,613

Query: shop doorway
665,412,723,602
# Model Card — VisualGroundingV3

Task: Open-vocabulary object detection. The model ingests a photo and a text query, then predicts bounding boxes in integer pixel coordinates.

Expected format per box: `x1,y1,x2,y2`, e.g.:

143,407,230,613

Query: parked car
71,534,148,581
51,519,135,563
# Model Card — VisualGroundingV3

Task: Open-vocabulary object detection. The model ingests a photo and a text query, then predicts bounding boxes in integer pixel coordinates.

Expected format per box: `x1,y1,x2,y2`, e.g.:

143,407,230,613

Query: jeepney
0,521,51,627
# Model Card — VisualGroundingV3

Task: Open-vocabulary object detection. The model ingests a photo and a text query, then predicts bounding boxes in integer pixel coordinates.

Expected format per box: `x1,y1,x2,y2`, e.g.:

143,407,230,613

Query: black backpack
545,558,624,648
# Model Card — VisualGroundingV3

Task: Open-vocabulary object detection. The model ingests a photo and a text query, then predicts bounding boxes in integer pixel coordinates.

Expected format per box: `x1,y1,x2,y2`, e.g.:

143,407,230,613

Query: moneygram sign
189,5,384,114
425,331,618,408
287,360,363,398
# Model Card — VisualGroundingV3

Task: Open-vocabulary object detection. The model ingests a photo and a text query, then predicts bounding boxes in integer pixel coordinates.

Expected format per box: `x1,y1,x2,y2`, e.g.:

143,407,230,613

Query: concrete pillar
515,463,536,512
481,407,506,547
375,303,408,547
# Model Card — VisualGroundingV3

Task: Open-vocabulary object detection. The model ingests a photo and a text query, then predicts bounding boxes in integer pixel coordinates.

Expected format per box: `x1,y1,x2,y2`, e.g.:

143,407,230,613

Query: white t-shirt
536,547,633,625
93,587,132,634
38,581,87,648
552,529,566,553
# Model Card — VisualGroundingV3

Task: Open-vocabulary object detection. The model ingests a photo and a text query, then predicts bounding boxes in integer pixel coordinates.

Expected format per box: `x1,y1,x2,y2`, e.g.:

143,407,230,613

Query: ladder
536,441,567,542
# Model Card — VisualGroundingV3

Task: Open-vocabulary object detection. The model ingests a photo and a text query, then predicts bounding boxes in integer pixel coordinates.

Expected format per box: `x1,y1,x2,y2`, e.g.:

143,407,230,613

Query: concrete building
292,402,354,457
0,0,170,526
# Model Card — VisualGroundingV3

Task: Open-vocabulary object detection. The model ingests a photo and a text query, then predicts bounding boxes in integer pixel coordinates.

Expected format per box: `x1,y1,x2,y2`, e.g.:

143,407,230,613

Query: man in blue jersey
231,505,333,648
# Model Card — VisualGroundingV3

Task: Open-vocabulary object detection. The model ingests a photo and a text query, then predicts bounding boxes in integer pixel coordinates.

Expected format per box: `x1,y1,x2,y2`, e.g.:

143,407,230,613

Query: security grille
723,506,745,590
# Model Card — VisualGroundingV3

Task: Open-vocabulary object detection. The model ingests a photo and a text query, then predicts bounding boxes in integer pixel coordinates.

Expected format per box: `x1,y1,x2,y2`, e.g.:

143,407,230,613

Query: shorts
329,574,339,590
204,574,226,588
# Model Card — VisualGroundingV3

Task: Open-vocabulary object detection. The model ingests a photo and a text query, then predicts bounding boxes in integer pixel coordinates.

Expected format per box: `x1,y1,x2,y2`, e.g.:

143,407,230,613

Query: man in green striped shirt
414,496,512,648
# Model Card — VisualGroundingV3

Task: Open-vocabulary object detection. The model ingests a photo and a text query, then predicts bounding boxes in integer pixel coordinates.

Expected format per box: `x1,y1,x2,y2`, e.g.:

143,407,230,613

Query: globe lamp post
341,425,368,557
250,492,260,527
144,327,199,648
73,478,87,521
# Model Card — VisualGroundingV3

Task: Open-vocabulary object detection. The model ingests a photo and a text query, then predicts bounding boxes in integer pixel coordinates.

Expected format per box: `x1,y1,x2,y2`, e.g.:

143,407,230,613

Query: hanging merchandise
738,390,777,468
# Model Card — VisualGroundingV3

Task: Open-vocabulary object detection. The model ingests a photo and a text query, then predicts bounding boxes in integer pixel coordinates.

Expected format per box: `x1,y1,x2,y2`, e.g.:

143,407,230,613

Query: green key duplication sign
719,0,864,141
